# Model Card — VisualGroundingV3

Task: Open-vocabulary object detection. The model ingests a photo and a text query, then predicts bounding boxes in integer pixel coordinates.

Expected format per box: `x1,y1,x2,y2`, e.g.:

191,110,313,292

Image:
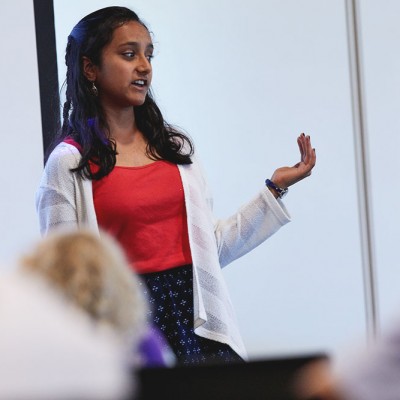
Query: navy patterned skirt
139,264,243,365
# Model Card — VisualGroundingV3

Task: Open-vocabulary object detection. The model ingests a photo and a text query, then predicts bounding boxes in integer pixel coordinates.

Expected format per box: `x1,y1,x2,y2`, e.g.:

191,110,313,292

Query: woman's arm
213,134,316,267
36,143,81,235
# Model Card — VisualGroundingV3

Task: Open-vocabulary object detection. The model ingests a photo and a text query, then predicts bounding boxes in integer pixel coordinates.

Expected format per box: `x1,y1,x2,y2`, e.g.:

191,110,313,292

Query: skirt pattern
139,264,243,365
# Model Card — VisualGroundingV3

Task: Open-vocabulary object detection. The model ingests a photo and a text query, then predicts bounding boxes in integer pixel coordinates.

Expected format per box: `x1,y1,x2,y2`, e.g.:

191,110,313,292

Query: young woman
36,6,316,365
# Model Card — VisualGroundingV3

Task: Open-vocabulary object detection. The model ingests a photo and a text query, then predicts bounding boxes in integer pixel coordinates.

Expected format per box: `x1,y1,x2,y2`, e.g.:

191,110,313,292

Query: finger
306,137,316,168
310,147,317,168
298,134,308,164
302,134,311,161
297,133,306,161
299,133,307,155
303,135,314,166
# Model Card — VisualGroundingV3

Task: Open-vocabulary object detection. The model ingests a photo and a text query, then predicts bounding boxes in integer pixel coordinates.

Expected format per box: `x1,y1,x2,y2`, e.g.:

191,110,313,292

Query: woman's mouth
132,79,147,88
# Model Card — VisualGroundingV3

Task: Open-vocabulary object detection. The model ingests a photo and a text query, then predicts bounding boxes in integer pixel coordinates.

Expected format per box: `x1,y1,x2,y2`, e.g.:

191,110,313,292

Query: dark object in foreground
136,353,327,400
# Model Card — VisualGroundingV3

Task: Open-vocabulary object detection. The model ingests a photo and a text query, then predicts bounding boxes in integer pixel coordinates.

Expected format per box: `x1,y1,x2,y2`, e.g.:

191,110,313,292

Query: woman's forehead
110,21,152,45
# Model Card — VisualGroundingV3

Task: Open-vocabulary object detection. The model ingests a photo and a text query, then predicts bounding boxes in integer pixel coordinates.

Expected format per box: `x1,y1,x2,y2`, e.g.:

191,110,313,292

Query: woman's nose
137,55,151,73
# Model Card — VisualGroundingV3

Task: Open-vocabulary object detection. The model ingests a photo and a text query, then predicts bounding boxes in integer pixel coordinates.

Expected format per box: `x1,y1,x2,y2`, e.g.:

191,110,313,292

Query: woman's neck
103,106,154,167
104,106,136,141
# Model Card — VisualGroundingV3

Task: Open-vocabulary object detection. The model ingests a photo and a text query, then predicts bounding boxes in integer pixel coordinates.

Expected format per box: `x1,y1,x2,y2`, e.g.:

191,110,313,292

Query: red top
92,160,192,274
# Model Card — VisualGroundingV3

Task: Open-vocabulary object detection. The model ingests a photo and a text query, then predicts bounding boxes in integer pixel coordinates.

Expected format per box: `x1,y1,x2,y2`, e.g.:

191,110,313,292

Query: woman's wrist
265,179,288,199
266,185,279,198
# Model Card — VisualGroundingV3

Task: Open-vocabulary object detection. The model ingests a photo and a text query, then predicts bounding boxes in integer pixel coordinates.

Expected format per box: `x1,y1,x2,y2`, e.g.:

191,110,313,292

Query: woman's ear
82,56,97,81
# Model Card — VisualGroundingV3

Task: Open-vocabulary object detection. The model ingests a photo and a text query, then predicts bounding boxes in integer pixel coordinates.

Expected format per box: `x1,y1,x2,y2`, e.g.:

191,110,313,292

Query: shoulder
46,142,82,171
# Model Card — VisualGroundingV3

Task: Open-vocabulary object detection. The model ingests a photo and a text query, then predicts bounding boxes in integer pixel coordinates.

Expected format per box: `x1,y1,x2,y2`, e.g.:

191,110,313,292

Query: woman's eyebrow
118,41,154,51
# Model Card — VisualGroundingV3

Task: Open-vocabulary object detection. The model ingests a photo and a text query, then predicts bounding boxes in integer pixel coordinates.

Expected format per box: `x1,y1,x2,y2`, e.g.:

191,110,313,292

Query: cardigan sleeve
213,187,291,267
35,143,81,235
188,155,291,268
189,155,291,268
214,188,290,267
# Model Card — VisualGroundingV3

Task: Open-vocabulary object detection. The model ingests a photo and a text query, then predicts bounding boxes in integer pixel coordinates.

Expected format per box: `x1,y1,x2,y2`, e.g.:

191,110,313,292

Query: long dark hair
48,6,193,179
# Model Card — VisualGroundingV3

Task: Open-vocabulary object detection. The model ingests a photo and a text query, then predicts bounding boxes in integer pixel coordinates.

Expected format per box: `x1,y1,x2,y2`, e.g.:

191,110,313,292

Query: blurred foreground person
295,317,400,400
0,270,131,400
20,229,173,368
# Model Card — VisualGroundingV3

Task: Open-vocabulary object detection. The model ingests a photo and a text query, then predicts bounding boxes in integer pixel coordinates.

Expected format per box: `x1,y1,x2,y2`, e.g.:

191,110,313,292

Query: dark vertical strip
33,0,60,161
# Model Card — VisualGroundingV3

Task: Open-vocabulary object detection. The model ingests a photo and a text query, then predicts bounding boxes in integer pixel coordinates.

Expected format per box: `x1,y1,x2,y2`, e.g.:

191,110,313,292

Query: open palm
271,133,316,189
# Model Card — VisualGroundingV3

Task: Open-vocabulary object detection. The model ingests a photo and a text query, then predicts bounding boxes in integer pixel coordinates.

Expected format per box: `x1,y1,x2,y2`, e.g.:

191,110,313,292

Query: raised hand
270,133,316,190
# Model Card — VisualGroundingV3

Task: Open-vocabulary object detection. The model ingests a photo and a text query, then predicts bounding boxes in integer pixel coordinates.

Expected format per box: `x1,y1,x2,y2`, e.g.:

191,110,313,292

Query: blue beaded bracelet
265,179,288,199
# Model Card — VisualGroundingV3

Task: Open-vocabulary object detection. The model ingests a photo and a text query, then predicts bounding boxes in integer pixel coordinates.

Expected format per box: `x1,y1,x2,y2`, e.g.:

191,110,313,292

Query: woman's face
91,21,153,109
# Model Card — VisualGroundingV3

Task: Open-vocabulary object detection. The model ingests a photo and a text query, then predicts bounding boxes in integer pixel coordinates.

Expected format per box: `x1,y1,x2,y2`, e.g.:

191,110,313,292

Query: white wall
359,0,400,328
0,0,43,267
2,0,399,361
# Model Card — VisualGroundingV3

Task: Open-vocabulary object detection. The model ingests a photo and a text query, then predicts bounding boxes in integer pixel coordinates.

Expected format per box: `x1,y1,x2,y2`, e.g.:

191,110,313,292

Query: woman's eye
122,52,153,62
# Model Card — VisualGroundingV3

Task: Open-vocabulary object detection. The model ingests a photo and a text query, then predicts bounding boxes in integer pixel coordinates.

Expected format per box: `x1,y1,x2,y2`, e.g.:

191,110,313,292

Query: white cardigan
36,142,291,359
